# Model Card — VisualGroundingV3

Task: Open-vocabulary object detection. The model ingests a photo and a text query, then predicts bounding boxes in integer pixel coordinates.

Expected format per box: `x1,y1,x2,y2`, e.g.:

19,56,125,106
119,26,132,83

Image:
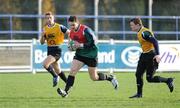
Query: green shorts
74,54,97,67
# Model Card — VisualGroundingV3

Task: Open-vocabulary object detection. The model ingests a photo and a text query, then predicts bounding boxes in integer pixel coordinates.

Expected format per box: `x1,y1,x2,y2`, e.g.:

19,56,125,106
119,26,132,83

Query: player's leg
88,67,99,81
146,58,174,92
88,67,111,81
146,59,168,83
57,59,84,97
129,55,146,98
52,61,67,83
43,55,57,77
65,59,84,92
85,57,118,90
43,55,59,87
88,67,119,90
64,55,85,93
84,57,106,81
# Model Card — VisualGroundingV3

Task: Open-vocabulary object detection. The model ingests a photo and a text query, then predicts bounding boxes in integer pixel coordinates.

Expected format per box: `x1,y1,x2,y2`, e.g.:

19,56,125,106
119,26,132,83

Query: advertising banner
33,42,180,72
158,44,180,71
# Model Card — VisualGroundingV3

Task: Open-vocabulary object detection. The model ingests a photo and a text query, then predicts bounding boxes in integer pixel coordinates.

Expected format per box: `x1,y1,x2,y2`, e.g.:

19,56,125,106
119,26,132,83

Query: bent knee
69,68,78,76
146,77,153,82
70,68,77,73
90,75,99,81
43,62,50,69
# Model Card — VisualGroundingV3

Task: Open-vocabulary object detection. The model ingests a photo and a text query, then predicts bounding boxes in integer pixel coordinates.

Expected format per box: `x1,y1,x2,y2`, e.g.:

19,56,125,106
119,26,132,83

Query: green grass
0,72,180,108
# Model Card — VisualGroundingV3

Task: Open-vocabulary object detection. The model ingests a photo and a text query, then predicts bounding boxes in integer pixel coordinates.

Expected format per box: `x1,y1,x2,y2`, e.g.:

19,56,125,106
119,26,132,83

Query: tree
42,0,55,14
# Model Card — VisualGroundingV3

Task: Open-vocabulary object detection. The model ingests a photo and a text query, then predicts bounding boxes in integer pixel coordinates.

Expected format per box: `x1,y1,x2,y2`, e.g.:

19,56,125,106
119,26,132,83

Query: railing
0,15,180,40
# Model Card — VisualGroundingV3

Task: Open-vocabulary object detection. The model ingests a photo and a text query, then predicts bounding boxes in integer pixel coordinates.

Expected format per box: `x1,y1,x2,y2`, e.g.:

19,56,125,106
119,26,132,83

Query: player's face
45,15,54,25
130,22,140,32
68,22,79,31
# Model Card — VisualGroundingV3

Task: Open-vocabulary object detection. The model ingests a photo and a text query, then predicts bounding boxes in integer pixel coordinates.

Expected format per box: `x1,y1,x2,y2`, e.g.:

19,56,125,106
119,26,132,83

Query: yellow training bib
43,23,64,46
137,27,154,53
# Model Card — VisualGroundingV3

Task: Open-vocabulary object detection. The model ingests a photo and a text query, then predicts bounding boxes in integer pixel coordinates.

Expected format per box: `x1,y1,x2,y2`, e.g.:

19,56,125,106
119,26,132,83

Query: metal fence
0,15,180,40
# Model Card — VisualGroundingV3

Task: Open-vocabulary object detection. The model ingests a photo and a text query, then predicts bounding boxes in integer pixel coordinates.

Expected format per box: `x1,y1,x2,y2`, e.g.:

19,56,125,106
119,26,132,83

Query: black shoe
167,78,174,93
129,93,142,98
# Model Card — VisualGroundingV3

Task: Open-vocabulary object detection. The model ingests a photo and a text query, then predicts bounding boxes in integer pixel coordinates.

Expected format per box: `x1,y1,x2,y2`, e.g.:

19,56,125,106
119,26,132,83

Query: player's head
45,12,55,25
68,16,79,31
129,17,143,32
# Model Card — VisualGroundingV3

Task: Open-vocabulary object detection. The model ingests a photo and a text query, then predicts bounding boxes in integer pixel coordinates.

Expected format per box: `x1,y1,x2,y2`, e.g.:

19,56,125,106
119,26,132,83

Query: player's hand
43,32,47,39
153,55,161,63
74,41,82,49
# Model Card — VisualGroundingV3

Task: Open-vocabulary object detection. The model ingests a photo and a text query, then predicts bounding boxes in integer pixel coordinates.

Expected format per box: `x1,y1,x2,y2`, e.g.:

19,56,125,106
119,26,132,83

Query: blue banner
33,43,141,70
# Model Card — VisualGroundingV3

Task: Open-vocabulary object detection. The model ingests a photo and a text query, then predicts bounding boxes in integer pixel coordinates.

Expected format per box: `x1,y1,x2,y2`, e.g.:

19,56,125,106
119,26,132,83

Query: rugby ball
68,40,76,51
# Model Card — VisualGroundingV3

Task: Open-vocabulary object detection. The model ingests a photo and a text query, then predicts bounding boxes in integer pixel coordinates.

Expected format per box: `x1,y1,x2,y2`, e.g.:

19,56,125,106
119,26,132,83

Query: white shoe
57,88,68,98
110,75,119,90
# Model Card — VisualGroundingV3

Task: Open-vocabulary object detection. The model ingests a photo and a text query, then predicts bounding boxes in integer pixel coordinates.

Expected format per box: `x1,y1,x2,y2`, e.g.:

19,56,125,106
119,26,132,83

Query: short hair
68,16,78,22
129,17,143,26
45,11,53,16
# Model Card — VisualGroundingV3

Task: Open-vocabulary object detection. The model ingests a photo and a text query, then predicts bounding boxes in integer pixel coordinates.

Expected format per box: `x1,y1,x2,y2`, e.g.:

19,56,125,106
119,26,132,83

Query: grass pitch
0,72,179,108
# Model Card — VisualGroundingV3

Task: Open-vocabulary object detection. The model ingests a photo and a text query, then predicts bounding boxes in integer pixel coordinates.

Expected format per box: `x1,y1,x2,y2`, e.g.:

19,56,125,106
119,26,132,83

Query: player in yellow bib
43,22,65,46
40,12,70,87
129,17,174,98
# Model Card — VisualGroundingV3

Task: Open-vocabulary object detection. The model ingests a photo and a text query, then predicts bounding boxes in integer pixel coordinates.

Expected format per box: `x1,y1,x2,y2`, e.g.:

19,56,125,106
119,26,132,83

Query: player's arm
60,25,70,42
60,25,70,36
82,27,97,49
40,32,46,45
142,31,160,55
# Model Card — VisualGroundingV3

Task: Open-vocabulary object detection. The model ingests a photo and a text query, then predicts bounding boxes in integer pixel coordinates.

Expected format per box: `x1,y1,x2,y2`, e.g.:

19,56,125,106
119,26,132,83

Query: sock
97,73,106,81
65,75,75,93
137,84,143,95
97,73,112,81
136,77,143,95
154,76,168,83
58,71,67,83
147,76,168,83
106,75,113,81
45,65,57,78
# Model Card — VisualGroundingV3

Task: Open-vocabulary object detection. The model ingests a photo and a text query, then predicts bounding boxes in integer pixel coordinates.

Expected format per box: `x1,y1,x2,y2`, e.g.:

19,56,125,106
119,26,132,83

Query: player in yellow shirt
129,17,174,98
40,12,70,87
